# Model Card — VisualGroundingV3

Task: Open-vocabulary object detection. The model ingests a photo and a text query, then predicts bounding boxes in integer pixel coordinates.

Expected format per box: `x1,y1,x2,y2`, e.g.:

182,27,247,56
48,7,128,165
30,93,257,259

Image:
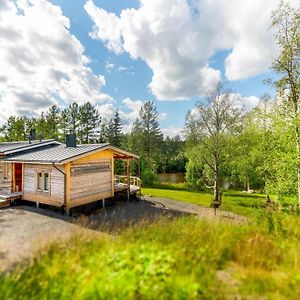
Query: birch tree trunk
213,161,220,202
295,125,300,204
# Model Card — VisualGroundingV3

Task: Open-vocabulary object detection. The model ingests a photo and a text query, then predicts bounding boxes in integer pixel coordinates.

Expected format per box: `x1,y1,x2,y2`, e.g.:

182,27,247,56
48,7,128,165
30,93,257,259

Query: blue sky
50,0,275,132
0,0,283,136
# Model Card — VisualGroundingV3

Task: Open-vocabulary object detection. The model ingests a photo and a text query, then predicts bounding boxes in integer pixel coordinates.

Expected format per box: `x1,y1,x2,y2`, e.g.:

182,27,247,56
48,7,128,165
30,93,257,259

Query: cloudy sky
0,0,297,136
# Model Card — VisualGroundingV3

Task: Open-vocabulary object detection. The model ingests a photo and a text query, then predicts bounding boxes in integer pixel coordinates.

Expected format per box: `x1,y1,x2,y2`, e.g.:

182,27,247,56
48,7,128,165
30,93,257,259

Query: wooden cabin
0,139,61,194
0,136,140,213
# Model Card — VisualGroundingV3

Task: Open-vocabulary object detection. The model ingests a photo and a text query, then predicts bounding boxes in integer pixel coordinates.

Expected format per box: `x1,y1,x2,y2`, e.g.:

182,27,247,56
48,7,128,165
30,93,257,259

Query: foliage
157,136,186,173
185,85,243,202
129,101,163,185
271,2,300,202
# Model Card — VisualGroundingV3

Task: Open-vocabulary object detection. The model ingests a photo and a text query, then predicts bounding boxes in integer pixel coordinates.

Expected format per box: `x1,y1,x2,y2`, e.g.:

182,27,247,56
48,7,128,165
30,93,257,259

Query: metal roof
2,143,139,164
0,140,61,154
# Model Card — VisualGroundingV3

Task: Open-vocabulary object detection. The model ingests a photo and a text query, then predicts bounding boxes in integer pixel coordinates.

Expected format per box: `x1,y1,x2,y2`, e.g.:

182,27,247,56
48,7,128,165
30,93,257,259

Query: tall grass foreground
1,213,300,299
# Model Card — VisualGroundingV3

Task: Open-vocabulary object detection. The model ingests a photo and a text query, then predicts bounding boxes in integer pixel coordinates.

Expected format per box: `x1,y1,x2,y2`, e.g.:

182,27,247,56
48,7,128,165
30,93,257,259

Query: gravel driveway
0,207,98,272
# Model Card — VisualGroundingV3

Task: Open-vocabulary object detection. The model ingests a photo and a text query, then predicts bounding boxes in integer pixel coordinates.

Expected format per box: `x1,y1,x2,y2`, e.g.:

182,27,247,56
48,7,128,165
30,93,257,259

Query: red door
14,163,22,192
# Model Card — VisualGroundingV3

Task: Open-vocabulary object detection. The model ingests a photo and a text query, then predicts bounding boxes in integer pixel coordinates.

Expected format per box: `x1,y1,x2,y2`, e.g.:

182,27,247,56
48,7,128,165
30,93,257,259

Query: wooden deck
114,183,141,194
114,176,141,195
0,192,23,208
0,192,23,201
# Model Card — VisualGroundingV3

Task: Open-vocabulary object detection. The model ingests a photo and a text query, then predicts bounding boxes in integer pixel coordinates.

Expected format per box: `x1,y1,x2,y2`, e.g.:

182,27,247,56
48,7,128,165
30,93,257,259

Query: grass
2,213,300,299
1,183,300,299
142,185,266,217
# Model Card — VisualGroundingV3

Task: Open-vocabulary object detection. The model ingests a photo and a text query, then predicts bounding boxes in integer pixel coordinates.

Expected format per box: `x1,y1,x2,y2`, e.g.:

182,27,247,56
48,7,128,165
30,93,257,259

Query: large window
36,172,50,193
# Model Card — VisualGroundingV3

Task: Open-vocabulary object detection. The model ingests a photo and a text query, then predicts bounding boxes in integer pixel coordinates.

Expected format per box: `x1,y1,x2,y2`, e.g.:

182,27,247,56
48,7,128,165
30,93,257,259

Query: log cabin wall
69,149,114,208
23,163,65,206
0,162,13,193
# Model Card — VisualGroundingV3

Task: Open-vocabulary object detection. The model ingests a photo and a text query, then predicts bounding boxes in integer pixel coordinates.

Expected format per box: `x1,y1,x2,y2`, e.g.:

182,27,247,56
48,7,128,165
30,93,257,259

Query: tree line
0,100,186,184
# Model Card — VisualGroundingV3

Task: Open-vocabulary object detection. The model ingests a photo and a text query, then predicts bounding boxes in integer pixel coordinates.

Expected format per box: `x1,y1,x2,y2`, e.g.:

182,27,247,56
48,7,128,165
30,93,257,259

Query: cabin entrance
14,163,22,192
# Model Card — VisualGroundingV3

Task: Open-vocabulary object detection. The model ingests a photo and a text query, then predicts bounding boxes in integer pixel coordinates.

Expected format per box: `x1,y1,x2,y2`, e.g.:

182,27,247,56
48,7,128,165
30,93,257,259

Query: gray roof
3,144,111,164
0,140,61,155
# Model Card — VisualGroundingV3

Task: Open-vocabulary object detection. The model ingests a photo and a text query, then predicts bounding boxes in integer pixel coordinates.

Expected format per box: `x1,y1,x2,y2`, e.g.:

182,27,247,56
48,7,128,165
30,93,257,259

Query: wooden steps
0,199,10,208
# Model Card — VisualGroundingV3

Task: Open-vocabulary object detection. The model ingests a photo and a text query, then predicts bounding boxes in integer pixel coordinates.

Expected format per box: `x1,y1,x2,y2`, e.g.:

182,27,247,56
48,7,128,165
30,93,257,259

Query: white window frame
36,172,50,193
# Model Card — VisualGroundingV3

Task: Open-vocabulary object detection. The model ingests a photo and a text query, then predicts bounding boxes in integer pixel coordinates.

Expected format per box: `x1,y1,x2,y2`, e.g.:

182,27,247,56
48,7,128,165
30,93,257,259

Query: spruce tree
112,109,122,147
79,102,100,143
131,101,163,184
46,105,60,140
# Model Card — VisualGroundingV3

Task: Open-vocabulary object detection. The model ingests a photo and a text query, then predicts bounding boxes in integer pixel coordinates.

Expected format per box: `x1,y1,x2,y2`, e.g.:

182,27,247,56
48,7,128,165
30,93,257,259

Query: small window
37,173,42,191
44,173,49,192
36,172,50,193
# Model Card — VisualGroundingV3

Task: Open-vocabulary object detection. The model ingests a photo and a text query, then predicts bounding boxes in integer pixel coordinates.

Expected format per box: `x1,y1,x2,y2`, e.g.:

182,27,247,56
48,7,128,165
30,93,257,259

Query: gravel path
143,196,247,223
0,207,100,272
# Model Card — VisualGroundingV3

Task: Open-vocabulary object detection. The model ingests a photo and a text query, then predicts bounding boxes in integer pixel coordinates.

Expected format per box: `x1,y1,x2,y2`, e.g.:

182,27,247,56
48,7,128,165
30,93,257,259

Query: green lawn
142,186,266,217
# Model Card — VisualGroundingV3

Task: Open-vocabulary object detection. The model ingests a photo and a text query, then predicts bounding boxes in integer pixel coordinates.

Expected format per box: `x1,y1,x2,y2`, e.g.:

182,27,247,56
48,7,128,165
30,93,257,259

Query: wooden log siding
0,162,12,193
23,164,65,206
70,160,113,206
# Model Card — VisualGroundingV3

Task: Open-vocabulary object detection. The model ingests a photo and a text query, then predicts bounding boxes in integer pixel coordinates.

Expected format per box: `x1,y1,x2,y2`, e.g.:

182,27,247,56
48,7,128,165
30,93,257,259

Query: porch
114,175,141,195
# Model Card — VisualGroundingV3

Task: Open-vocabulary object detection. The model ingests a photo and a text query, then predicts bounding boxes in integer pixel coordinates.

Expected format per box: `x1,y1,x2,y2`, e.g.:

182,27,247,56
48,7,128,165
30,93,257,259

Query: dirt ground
0,197,245,272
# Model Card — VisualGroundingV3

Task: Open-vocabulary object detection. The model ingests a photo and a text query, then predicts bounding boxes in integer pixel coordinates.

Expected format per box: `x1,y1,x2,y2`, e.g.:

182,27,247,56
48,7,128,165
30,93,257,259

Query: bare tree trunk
213,161,219,202
247,178,250,192
295,125,300,204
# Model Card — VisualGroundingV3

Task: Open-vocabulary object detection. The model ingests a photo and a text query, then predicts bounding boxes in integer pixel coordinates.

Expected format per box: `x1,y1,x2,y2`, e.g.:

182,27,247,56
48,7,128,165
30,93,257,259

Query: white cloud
96,103,115,120
121,97,143,121
0,0,109,123
243,96,260,110
161,127,183,138
85,0,297,100
105,62,115,72
84,0,123,54
158,112,167,122
104,61,134,75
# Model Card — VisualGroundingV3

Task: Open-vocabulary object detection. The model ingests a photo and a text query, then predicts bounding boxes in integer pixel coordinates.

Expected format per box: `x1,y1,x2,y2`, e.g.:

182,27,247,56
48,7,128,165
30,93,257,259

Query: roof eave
2,159,63,165
3,140,61,155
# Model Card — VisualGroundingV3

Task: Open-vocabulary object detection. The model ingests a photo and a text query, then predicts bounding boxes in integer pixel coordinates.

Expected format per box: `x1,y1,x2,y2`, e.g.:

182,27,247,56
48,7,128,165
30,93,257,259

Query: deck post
102,198,105,208
36,202,39,209
65,163,71,214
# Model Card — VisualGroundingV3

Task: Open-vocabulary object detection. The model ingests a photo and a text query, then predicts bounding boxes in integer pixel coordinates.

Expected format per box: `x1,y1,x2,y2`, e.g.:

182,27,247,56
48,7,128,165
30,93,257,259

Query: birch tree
185,86,243,203
271,2,300,203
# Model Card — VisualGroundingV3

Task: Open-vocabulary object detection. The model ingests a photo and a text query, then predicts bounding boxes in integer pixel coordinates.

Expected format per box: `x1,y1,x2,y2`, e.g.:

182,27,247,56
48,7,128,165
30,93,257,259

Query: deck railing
114,175,141,188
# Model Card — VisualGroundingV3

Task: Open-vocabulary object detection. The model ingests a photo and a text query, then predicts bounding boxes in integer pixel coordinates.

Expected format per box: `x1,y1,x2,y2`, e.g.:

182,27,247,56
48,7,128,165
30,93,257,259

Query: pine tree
139,101,163,161
111,109,122,147
1,116,28,141
46,105,60,140
36,112,49,140
59,109,69,142
131,101,163,184
99,119,109,143
67,102,80,134
79,102,101,143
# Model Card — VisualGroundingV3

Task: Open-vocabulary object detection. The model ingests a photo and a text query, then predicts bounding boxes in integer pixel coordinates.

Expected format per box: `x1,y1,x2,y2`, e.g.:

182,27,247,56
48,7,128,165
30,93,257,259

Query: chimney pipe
29,128,36,141
66,131,76,147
